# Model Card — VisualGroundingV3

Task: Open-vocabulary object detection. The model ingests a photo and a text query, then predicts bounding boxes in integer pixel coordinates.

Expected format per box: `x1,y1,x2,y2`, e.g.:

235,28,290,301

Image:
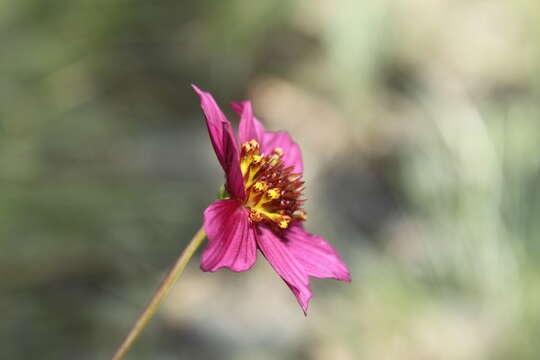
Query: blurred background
2,0,540,359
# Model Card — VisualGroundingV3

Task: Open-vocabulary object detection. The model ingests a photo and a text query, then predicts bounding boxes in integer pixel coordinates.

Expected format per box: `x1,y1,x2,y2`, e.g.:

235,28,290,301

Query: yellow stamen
239,140,304,230
265,188,280,200
272,147,284,158
277,215,291,229
253,181,268,192
248,139,260,151
240,160,250,175
252,154,264,165
241,142,253,153
240,140,263,177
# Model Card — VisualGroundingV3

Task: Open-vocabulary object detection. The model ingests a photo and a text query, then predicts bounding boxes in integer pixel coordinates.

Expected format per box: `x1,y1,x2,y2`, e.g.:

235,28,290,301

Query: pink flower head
192,85,351,314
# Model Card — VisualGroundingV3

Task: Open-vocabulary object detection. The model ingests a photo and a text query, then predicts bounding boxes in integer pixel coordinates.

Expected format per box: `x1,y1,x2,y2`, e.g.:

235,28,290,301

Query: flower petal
285,223,351,281
220,122,246,200
202,199,257,272
262,131,303,174
192,85,229,165
192,85,244,199
231,101,265,144
257,226,312,314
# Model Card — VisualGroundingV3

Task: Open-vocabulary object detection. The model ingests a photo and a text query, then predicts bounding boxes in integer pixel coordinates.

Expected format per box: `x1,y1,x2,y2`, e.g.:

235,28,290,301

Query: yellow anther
249,139,260,151
272,147,284,158
252,154,264,166
253,181,268,192
276,215,291,229
242,140,260,154
241,145,252,154
278,220,289,229
266,188,280,200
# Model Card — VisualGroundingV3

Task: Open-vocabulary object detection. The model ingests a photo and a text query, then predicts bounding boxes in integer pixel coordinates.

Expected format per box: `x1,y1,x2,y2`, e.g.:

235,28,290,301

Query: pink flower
192,85,351,314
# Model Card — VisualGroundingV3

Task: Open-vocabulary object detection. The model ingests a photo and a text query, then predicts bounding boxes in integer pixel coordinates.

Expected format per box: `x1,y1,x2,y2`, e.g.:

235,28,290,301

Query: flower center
240,140,307,230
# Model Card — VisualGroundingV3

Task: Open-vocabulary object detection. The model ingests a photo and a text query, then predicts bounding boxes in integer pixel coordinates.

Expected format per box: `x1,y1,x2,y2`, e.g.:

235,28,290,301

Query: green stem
111,227,206,360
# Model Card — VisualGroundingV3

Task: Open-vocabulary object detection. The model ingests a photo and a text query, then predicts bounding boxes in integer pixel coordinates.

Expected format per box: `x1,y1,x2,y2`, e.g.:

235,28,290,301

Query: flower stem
111,227,206,360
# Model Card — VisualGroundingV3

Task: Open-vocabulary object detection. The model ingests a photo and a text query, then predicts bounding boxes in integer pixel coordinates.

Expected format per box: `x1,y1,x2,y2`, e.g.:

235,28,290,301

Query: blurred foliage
2,0,540,359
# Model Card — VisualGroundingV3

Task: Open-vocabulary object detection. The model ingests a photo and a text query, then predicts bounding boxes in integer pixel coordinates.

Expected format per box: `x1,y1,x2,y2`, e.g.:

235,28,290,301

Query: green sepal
218,184,230,200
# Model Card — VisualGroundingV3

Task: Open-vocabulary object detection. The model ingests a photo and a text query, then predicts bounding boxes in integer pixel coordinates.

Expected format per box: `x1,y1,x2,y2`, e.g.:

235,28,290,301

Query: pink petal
192,85,229,164
202,199,257,272
231,101,265,144
285,223,351,282
262,131,303,174
257,226,312,314
220,122,246,200
192,85,244,200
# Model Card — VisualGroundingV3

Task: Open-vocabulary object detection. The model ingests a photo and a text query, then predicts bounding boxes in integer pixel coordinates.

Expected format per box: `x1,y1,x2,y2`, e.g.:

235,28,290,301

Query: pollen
240,139,306,231
241,143,253,153
277,215,291,229
253,181,268,192
241,139,260,154
249,139,259,148
252,154,264,165
266,188,280,200
272,147,284,158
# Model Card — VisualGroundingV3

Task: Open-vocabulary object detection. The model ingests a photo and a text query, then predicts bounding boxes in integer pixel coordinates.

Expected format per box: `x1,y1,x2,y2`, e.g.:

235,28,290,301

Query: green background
2,1,540,359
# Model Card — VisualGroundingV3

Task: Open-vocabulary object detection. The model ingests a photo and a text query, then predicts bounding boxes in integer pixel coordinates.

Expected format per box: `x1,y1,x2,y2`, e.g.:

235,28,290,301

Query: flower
192,85,351,314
